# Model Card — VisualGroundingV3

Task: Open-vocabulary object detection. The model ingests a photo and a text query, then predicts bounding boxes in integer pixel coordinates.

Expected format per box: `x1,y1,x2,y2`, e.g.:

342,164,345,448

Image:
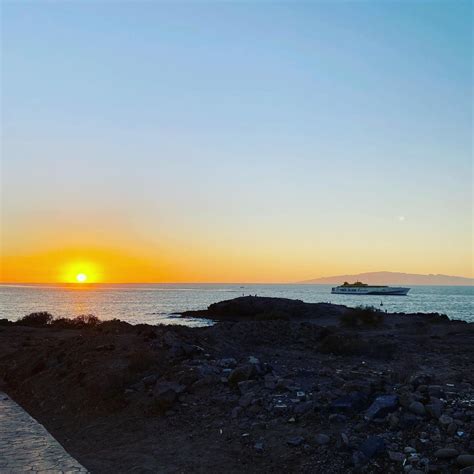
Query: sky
1,1,472,283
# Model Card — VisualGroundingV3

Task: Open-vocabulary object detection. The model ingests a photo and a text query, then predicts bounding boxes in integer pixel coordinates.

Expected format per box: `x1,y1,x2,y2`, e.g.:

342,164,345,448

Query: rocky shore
0,296,473,473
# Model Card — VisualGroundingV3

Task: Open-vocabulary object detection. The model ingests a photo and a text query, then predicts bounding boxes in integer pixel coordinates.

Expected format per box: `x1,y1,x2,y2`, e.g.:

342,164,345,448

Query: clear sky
1,1,472,283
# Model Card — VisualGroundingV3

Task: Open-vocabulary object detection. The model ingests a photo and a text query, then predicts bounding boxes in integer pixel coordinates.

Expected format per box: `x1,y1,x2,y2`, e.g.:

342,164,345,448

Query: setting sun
58,260,102,284
76,273,87,283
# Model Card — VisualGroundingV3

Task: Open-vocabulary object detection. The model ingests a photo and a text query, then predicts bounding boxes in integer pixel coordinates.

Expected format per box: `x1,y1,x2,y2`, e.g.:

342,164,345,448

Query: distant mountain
299,271,474,286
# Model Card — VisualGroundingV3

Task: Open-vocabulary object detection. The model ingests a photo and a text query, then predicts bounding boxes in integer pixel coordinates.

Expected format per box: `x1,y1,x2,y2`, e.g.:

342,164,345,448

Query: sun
76,273,88,283
61,261,101,284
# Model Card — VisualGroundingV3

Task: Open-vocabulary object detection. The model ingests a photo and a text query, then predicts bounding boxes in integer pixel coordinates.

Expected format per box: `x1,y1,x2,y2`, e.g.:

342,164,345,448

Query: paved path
0,392,88,473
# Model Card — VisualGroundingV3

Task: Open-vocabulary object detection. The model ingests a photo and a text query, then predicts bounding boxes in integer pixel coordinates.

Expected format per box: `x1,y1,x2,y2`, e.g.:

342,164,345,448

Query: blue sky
1,1,472,282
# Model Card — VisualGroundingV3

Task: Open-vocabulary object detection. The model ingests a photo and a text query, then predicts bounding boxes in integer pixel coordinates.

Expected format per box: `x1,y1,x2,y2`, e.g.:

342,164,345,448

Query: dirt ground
0,297,473,473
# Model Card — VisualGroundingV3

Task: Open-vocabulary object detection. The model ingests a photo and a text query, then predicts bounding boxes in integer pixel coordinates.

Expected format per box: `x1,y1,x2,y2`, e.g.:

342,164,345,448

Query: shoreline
0,297,473,473
1,284,472,325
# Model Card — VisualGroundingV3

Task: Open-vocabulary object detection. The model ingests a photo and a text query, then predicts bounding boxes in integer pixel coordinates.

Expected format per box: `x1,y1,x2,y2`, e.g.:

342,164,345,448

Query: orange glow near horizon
61,261,102,284
0,227,473,284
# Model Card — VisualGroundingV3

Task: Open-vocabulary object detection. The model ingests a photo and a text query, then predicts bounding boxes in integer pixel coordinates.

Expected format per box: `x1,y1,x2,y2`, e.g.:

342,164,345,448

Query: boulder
426,398,443,419
365,395,398,420
153,381,185,409
287,436,305,447
428,385,446,398
434,448,459,459
439,414,454,426
276,378,295,390
388,451,405,462
457,455,474,467
254,441,264,453
359,436,386,459
331,392,367,413
239,392,254,408
228,365,255,387
447,422,457,435
410,374,433,387
409,401,426,416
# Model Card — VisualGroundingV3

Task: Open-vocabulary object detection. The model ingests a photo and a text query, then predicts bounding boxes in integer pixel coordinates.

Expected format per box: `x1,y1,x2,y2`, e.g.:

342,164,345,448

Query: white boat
331,281,410,296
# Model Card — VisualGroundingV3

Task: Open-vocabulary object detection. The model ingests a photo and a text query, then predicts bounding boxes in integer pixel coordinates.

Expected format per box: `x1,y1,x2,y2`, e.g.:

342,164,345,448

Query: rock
254,441,264,452
335,432,350,448
457,455,474,467
359,436,386,459
239,392,254,408
404,447,417,454
276,378,295,390
142,375,158,387
410,374,433,388
399,413,419,429
95,344,115,351
331,392,367,413
388,413,400,429
228,365,255,386
264,374,277,390
409,401,426,416
153,381,185,409
365,395,398,420
287,436,305,447
399,392,413,408
293,401,314,415
248,356,260,364
181,342,199,356
231,406,242,418
434,448,459,459
439,414,454,426
315,434,330,445
339,432,350,447
428,385,445,398
329,413,347,424
167,343,186,358
217,358,237,368
190,374,220,392
342,381,373,395
447,422,458,435
238,380,258,394
352,450,369,467
389,451,405,462
426,399,443,419
272,402,288,414
460,467,474,474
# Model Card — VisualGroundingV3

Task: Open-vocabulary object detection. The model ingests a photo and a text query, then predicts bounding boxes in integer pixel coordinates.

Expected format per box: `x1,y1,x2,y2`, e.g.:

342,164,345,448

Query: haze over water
1,284,472,326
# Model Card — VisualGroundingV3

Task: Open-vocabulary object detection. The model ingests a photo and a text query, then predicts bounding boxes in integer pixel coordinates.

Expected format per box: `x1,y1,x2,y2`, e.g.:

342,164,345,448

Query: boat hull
331,287,410,296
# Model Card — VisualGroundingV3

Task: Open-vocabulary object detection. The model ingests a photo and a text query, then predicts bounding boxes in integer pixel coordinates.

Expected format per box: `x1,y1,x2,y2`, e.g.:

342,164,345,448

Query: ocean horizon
1,283,472,325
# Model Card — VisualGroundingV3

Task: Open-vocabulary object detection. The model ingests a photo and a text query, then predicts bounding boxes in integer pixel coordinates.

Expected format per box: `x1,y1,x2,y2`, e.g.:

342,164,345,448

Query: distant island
299,271,474,286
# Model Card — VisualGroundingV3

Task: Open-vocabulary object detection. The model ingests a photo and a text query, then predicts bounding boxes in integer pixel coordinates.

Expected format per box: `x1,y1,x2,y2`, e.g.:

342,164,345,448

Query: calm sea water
0,284,472,326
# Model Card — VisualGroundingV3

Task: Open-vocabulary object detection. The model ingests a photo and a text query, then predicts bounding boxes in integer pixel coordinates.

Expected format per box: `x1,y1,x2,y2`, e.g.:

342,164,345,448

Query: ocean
0,284,472,326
